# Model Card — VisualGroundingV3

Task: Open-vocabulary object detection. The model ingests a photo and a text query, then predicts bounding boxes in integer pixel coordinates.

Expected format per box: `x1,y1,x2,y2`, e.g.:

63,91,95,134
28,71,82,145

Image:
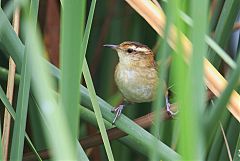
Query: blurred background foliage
0,0,239,161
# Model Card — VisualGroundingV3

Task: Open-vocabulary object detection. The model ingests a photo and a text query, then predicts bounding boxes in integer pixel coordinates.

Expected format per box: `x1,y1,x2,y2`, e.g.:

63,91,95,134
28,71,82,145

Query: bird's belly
115,66,158,103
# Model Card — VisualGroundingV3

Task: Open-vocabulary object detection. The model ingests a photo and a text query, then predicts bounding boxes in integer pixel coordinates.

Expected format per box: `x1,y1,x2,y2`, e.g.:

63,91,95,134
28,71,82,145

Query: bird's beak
103,44,119,50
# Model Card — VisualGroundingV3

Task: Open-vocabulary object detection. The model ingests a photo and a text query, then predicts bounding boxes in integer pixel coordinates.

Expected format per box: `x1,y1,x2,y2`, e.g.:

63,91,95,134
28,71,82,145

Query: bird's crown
118,41,152,55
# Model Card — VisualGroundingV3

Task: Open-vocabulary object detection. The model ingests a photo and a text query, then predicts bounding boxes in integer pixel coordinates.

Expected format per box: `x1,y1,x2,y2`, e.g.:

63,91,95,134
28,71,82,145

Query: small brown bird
104,41,173,124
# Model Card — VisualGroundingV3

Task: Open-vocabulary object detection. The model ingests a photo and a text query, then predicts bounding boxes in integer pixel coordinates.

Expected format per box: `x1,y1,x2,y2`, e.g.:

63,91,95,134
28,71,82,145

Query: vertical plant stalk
125,0,240,122
83,59,115,161
60,0,85,142
150,2,172,160
1,6,19,161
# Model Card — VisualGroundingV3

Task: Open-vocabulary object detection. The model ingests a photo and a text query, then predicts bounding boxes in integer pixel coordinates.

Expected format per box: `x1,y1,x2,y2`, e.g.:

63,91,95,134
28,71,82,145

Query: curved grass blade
59,0,86,142
0,85,42,161
207,0,240,68
205,36,236,69
220,122,233,161
150,1,172,160
26,19,88,160
179,11,236,69
186,0,208,157
83,59,115,161
206,52,240,141
233,133,240,161
0,3,91,159
9,39,31,161
10,0,39,160
0,67,20,84
80,0,114,159
0,115,2,160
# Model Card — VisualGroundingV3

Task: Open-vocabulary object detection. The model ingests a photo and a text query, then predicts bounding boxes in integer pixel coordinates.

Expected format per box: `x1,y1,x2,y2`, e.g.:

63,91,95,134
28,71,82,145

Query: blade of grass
83,59,115,161
2,89,92,161
2,0,28,19
0,66,20,84
205,36,236,69
207,111,230,161
166,0,184,159
219,115,240,161
79,0,86,41
179,11,236,69
28,92,90,161
173,1,204,160
9,0,38,160
207,0,240,68
59,0,85,144
25,17,89,160
2,1,18,160
150,1,172,161
0,7,22,70
2,1,14,19
0,104,2,161
187,0,208,158
220,122,233,161
0,86,17,118
81,0,96,63
206,52,240,142
209,0,225,32
28,97,47,150
80,0,114,159
0,123,2,161
233,133,240,161
0,4,42,158
9,36,31,161
0,85,42,161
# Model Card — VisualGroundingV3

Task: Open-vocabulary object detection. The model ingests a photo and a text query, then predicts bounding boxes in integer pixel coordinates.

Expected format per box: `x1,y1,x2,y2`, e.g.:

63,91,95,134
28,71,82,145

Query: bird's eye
127,48,134,53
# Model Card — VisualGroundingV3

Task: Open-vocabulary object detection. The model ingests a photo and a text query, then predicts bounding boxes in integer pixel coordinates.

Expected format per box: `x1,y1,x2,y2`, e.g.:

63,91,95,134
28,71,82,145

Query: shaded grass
0,0,239,160
10,1,38,160
150,1,173,160
59,0,85,143
0,112,2,160
206,51,240,140
83,59,115,161
207,0,240,67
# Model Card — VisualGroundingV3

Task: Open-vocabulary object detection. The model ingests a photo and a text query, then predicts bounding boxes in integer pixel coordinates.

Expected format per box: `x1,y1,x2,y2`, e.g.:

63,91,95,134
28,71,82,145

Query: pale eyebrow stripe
136,47,149,52
127,44,150,53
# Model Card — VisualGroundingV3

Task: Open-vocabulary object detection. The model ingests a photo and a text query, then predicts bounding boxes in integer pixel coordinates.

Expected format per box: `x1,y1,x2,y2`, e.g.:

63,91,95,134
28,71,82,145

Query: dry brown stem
2,6,20,161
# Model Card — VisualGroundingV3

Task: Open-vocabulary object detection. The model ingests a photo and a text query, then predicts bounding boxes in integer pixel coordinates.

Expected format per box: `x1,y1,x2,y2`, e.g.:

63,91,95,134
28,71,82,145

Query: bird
104,41,174,124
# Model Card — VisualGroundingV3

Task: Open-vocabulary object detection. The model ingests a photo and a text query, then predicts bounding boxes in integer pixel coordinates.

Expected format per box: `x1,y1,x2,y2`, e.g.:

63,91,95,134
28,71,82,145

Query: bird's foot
165,96,178,117
111,104,124,124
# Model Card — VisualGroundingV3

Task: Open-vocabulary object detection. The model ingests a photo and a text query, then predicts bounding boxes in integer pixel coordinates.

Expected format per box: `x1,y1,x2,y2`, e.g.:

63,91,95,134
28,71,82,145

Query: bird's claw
166,102,178,117
165,96,178,117
111,104,124,124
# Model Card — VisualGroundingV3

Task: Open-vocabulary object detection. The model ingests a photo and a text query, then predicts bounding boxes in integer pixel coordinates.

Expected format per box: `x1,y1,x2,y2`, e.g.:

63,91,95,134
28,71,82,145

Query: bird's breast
114,64,159,103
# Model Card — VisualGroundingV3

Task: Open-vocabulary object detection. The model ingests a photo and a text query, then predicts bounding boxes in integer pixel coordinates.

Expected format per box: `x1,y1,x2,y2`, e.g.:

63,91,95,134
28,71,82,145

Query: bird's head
104,41,155,67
